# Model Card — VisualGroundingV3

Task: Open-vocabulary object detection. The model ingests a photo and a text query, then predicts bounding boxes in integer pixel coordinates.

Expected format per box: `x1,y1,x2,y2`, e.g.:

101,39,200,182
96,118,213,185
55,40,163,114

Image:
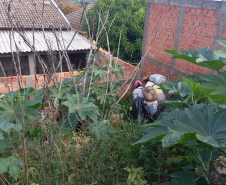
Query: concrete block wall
142,0,226,80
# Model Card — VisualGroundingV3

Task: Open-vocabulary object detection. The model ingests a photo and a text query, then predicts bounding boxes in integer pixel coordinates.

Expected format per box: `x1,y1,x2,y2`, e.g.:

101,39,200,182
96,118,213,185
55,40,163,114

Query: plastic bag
149,74,166,84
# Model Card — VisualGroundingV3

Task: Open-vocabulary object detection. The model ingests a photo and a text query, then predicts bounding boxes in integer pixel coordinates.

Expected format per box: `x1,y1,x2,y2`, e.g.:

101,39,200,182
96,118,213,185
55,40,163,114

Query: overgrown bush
136,41,226,185
0,116,179,184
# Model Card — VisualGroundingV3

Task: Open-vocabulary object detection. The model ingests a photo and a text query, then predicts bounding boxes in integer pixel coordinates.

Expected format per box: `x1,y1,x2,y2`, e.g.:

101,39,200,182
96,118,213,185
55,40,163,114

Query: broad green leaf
19,88,38,97
166,48,226,71
112,63,124,79
167,156,193,164
199,83,219,89
167,156,184,164
62,114,79,129
0,139,12,153
93,68,107,80
218,103,226,109
51,87,71,101
9,164,20,180
200,72,226,95
181,77,210,104
201,74,225,86
214,49,226,58
163,100,186,107
161,130,186,147
0,156,22,180
19,160,25,170
152,183,174,185
167,156,186,164
0,158,8,173
153,179,185,185
0,134,4,140
170,168,197,185
24,99,41,109
62,94,100,121
161,81,193,97
218,40,226,47
0,94,38,123
136,104,226,148
0,119,22,134
89,121,117,140
135,126,170,144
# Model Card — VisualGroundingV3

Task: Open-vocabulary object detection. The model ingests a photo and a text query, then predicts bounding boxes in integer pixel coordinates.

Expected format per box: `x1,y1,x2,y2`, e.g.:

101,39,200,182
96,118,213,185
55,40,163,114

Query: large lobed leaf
170,168,197,185
88,121,117,140
62,94,100,121
214,40,226,58
0,119,22,134
162,76,226,106
0,94,39,123
0,156,24,180
136,104,226,148
161,81,194,97
166,47,226,71
152,179,186,185
200,71,226,95
153,168,198,185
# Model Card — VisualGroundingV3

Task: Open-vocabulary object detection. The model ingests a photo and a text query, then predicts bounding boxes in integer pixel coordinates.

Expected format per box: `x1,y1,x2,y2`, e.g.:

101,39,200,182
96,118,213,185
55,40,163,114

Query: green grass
1,118,178,184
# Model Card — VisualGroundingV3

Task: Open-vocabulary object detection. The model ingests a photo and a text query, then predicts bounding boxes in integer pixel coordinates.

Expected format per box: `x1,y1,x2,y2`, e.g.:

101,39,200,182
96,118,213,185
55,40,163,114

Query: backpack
128,97,151,120
142,86,158,101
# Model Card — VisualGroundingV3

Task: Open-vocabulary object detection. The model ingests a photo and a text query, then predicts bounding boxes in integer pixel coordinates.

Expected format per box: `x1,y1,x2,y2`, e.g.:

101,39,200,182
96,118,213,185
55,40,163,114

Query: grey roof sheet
0,0,70,30
0,30,91,53
66,3,94,31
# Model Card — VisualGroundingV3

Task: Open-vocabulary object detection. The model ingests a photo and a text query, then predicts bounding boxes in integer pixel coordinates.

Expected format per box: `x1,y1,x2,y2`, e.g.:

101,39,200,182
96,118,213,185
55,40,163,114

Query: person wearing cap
142,76,166,119
133,80,158,115
142,76,166,101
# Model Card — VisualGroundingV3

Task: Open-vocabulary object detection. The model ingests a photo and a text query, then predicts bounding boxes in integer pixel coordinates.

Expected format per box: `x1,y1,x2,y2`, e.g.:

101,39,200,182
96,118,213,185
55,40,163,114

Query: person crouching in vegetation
132,80,158,115
142,75,166,119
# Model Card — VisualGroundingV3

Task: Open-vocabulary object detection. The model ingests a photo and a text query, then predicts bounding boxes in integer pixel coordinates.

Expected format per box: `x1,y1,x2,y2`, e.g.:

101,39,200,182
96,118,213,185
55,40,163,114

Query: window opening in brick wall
35,53,87,74
0,56,29,77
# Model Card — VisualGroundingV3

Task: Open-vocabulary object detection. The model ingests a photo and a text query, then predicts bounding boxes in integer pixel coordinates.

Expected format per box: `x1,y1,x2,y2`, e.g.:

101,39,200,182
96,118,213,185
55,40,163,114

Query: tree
83,0,147,63
58,2,80,15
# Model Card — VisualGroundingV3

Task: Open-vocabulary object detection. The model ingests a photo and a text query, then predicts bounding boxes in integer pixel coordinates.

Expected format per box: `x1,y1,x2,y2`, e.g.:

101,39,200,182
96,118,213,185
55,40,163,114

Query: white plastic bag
149,74,166,84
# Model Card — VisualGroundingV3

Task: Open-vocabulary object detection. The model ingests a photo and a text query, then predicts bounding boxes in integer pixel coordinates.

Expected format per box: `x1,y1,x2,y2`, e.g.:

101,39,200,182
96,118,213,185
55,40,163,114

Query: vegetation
58,2,79,15
1,1,226,184
2,41,226,184
136,41,226,184
0,62,177,184
83,0,147,64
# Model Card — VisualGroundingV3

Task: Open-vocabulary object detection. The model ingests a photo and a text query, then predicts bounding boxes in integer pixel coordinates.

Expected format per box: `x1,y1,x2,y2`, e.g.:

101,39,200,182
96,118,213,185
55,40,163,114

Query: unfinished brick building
141,0,226,80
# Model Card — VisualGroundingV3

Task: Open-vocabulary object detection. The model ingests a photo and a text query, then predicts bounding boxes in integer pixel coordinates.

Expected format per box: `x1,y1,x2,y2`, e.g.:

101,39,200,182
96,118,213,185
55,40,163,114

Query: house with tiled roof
0,0,91,77
66,3,94,34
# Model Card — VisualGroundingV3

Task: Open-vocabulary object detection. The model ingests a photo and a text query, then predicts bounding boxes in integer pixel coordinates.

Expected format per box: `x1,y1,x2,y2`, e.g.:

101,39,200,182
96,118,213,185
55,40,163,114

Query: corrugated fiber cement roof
0,30,91,54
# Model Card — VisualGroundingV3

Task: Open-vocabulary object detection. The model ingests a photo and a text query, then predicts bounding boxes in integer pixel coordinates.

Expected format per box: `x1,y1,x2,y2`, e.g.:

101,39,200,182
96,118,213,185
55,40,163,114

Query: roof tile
0,0,70,30
66,3,94,31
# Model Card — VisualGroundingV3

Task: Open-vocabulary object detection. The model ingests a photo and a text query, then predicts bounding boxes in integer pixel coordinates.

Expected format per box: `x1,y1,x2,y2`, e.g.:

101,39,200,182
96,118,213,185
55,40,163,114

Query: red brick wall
0,50,136,95
175,7,219,75
143,61,170,79
146,4,180,66
143,2,224,80
97,49,134,68
117,83,134,97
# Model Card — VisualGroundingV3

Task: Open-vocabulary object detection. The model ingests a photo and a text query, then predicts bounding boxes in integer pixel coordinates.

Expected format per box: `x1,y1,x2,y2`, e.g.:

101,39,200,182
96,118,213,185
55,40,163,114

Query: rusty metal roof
0,30,91,53
0,0,70,30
